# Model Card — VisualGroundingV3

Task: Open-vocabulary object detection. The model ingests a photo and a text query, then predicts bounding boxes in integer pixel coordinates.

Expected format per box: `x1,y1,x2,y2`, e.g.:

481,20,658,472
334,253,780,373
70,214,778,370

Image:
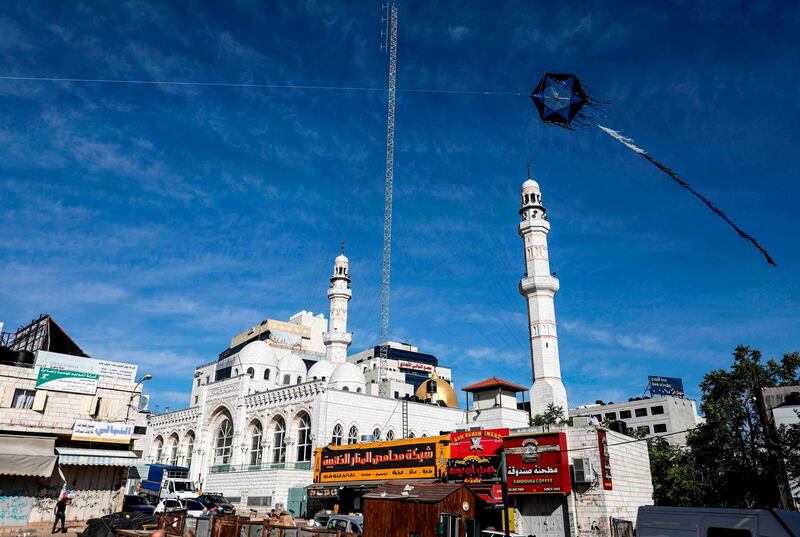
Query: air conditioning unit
572,458,593,483
360,435,375,443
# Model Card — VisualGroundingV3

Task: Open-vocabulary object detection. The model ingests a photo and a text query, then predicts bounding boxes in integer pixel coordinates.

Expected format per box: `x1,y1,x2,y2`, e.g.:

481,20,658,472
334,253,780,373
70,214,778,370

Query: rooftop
462,377,527,393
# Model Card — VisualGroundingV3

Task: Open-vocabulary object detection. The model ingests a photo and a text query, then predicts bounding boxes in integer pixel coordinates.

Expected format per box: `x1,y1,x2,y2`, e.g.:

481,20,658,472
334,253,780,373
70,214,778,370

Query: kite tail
596,125,776,267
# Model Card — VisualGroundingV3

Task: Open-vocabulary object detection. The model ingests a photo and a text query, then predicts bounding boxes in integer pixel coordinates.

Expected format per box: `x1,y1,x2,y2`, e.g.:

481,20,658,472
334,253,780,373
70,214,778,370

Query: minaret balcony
519,275,559,295
323,332,352,346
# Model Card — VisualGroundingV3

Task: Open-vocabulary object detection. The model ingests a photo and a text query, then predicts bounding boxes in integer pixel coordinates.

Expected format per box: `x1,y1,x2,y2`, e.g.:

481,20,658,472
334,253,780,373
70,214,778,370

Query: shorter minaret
323,244,353,365
518,169,569,416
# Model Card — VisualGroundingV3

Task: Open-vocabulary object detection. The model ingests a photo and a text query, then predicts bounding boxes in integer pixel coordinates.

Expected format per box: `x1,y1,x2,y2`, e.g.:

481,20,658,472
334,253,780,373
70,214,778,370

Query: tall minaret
323,245,352,364
518,171,568,416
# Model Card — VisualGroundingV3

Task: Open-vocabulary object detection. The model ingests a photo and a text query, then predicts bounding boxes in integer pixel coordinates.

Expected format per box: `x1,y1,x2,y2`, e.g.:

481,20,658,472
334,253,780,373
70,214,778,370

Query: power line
0,75,523,96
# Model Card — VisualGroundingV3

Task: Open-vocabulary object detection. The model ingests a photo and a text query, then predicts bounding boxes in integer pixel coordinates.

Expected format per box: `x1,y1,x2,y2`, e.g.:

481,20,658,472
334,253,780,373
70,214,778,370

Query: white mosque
145,177,652,526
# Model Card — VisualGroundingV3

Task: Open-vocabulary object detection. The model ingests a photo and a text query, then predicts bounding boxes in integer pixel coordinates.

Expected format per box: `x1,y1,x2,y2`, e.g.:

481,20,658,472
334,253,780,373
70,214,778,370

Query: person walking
52,496,69,533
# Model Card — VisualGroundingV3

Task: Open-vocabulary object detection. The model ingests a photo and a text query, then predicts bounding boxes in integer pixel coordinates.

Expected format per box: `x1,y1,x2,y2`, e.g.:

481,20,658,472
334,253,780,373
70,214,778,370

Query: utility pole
755,387,794,510
378,2,397,398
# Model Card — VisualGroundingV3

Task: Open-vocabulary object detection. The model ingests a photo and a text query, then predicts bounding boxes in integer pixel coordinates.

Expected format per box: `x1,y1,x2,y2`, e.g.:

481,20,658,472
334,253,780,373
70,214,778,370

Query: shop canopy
56,447,139,467
0,435,56,477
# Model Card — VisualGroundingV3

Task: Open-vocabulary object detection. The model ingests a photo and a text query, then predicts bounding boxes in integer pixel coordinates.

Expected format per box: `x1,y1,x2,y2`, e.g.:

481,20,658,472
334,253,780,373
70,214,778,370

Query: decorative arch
209,406,234,469
247,367,255,378
248,419,264,467
264,368,271,381
385,429,395,441
269,415,287,465
182,431,196,468
167,433,180,465
347,425,359,445
372,427,381,441
295,411,312,463
152,435,165,463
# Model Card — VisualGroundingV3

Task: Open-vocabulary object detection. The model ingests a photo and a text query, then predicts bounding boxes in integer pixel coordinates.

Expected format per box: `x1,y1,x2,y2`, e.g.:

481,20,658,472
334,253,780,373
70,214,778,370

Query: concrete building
570,396,703,445
0,315,150,526
763,386,800,505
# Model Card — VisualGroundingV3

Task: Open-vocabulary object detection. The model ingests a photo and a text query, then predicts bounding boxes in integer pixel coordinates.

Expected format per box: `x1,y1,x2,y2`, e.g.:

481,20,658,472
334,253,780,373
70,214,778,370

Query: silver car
326,515,363,535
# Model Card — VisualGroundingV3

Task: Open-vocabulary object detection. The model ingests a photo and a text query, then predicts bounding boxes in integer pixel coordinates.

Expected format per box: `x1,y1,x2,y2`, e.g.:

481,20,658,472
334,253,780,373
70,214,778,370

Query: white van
637,506,800,537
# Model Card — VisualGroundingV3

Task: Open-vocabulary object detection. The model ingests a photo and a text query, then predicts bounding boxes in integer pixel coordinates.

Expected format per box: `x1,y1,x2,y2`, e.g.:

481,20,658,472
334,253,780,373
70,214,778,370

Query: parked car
309,510,334,527
326,515,363,535
637,506,800,537
196,493,236,515
154,498,208,518
122,495,155,514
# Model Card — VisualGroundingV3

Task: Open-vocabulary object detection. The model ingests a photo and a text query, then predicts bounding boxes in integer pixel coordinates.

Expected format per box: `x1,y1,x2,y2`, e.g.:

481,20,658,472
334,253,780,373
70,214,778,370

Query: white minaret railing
323,247,352,365
518,173,568,416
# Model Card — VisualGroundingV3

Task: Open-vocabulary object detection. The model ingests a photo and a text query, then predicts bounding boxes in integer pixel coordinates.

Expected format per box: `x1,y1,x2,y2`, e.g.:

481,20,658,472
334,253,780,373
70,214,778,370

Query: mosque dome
308,360,335,381
522,178,540,190
277,352,307,384
328,362,366,392
415,374,458,408
237,340,278,367
335,253,348,263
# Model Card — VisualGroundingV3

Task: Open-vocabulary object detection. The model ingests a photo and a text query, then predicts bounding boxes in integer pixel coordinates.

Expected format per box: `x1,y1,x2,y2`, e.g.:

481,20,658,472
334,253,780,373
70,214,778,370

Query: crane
378,2,397,398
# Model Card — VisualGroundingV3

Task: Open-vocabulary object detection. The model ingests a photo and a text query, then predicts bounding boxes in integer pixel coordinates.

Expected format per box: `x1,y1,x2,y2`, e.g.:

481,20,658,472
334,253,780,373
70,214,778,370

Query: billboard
314,436,448,483
37,351,138,383
597,430,613,490
447,428,508,484
648,376,685,397
36,367,99,395
503,432,570,495
71,420,134,444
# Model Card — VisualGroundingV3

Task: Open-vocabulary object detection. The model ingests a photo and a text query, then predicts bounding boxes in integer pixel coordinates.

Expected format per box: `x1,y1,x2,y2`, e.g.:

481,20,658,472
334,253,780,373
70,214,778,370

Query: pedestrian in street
52,496,69,533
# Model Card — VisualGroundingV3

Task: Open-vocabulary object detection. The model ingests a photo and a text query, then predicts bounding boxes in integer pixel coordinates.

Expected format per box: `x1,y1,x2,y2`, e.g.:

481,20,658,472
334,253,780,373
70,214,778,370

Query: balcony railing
209,461,313,474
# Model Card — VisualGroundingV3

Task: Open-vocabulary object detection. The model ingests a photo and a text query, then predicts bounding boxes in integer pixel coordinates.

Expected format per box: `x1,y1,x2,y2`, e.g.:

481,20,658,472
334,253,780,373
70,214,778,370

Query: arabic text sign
36,367,99,395
597,430,613,490
503,432,570,495
72,420,134,444
648,376,685,397
37,350,138,383
398,360,433,373
315,437,446,483
447,428,508,484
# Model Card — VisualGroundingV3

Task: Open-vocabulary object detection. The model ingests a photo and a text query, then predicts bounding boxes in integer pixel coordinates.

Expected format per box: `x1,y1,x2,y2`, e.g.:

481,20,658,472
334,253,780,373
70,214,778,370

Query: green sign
36,367,99,395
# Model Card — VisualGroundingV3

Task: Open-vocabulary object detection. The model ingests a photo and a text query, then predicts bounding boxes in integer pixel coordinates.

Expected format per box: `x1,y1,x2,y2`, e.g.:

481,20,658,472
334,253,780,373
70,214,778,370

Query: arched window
348,426,359,445
264,369,271,380
356,387,363,393
234,368,238,376
184,433,195,468
372,428,381,441
408,432,416,439
283,374,291,385
297,413,312,462
247,367,255,378
169,437,179,465
332,424,343,446
153,437,164,463
342,386,350,392
385,429,395,441
272,417,286,464
296,375,302,385
215,420,234,466
250,422,263,467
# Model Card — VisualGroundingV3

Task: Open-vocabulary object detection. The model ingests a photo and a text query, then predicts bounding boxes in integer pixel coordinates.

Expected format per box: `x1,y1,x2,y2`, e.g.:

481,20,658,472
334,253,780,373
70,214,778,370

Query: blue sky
1,1,798,411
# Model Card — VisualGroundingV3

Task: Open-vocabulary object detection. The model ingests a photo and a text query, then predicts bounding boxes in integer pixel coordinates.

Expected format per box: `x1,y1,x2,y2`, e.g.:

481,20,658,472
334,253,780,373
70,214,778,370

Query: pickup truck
139,464,197,501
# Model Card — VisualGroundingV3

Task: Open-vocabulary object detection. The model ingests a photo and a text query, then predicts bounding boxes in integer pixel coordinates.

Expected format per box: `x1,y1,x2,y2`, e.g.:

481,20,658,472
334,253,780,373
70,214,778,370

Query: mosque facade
146,177,654,528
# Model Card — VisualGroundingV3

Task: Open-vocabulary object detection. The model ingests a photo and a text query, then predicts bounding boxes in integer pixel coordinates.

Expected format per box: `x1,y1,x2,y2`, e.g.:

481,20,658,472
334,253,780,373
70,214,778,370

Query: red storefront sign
597,430,613,490
503,432,571,495
448,429,508,484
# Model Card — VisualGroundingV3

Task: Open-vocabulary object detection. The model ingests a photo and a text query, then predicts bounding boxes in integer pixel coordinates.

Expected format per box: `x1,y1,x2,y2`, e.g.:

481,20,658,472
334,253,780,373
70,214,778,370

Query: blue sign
649,376,685,397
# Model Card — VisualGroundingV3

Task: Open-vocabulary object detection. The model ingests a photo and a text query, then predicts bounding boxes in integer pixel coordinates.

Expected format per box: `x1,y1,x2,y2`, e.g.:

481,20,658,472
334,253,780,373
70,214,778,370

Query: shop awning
308,478,439,489
56,447,139,466
0,435,57,477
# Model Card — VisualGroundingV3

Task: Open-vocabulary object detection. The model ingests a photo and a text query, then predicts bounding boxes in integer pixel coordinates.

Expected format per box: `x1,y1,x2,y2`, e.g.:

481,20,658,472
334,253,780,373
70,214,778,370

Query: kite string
0,75,523,96
596,125,776,267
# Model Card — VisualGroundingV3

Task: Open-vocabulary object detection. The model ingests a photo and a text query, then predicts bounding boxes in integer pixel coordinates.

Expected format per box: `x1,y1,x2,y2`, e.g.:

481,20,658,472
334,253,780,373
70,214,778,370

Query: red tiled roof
462,376,527,393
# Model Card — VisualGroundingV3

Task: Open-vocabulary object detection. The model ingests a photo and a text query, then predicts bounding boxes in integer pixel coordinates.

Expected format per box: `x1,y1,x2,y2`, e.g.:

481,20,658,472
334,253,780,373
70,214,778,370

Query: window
440,514,460,537
296,375,302,385
133,426,147,435
11,389,35,409
635,408,648,417
249,422,263,466
619,410,632,419
408,432,416,438
205,376,210,384
196,378,201,387
215,420,234,465
394,391,399,399
348,426,359,445
332,424,343,446
592,414,602,421
194,396,198,405
169,440,179,465
373,428,381,441
385,430,395,441
264,369,271,381
154,439,164,463
272,417,286,464
651,405,664,415
653,423,667,433
247,367,255,378
343,386,350,391
297,413,312,462
707,528,751,537
184,434,194,468
605,412,617,420
283,374,291,385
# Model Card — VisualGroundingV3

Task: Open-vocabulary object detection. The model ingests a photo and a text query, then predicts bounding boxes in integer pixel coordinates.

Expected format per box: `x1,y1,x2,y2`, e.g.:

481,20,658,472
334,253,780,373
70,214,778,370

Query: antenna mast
378,2,397,398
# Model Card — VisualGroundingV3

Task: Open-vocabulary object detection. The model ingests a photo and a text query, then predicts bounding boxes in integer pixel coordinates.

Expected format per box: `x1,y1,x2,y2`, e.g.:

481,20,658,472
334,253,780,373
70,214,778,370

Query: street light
125,373,153,423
